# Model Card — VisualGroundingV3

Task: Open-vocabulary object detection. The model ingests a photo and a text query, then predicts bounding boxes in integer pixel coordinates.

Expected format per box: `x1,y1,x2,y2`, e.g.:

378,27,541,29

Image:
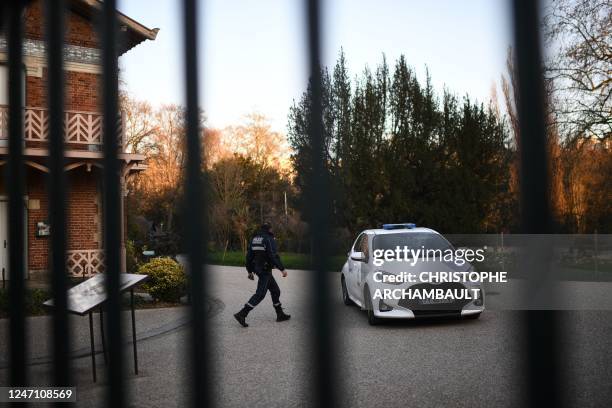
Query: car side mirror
351,251,365,262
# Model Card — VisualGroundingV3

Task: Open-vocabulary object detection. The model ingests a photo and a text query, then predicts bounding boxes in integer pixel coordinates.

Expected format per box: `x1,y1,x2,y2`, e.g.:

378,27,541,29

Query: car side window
353,233,365,253
360,234,369,260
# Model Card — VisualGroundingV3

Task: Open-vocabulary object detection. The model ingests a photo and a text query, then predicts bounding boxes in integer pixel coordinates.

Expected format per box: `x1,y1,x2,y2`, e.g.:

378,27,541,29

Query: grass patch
0,288,50,319
207,251,346,271
560,260,612,273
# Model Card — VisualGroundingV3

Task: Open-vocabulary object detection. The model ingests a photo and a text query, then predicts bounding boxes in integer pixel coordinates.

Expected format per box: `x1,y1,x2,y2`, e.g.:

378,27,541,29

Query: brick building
0,0,158,280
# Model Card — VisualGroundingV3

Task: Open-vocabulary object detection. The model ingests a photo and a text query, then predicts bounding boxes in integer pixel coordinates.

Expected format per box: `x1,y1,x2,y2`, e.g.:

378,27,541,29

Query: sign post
44,273,148,382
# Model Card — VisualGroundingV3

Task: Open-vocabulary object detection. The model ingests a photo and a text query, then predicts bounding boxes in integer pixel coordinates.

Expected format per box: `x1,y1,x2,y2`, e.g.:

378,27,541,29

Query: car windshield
372,232,452,254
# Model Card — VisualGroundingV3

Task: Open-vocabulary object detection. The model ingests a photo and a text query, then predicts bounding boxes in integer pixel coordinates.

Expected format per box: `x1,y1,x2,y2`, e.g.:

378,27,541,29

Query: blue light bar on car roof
382,223,416,230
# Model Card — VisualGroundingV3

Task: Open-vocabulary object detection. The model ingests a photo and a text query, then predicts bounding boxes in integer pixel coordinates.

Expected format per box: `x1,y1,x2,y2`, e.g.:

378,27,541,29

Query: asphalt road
1,265,612,407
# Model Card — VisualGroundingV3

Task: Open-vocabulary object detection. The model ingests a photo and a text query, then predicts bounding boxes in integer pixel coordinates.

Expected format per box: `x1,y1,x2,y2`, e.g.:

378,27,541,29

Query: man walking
234,222,291,327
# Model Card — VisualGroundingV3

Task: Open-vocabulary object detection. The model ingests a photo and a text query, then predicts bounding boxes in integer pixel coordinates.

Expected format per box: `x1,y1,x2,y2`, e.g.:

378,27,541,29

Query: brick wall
65,168,101,252
26,170,48,271
24,0,102,111
25,69,101,152
26,70,100,111
2,1,125,276
24,0,100,48
23,0,102,152
26,168,101,273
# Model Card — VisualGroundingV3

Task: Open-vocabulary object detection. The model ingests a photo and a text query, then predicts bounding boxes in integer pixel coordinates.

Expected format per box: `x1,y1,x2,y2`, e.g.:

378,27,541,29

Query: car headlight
474,287,484,306
374,270,403,285
379,299,394,312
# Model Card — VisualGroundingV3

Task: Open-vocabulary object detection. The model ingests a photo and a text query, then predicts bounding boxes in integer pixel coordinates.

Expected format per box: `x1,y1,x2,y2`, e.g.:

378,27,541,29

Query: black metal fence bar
45,0,71,391
182,0,210,407
511,1,561,407
7,0,28,390
305,0,335,406
100,0,125,406
0,1,572,407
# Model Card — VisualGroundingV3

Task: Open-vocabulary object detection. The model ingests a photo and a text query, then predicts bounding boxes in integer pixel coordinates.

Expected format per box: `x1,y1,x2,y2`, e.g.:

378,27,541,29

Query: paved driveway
1,265,611,407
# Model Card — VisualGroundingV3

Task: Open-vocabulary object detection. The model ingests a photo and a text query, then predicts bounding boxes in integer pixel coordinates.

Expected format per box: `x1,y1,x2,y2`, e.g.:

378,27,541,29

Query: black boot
234,304,253,327
274,305,291,322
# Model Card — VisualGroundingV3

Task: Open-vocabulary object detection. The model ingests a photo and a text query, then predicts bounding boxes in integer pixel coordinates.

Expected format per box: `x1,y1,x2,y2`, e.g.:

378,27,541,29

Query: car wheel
341,276,353,306
364,287,381,326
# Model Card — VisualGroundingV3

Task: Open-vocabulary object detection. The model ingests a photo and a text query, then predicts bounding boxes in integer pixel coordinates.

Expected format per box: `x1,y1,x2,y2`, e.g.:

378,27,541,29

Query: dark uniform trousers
247,270,281,308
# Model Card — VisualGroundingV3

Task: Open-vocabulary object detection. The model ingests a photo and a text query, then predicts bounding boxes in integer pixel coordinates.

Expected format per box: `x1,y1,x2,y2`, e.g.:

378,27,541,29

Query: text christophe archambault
369,246,507,302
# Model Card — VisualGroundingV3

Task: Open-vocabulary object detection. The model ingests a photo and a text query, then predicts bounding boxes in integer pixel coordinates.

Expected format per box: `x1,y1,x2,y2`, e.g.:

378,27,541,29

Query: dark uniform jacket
246,229,285,274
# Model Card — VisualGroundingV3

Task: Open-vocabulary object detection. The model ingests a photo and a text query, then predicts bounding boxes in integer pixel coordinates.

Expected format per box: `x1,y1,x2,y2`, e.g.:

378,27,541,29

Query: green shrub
126,239,140,274
0,288,50,318
138,257,185,302
25,288,49,315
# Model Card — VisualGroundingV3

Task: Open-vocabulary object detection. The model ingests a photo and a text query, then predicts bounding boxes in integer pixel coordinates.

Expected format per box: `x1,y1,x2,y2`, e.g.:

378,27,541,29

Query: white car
340,223,484,325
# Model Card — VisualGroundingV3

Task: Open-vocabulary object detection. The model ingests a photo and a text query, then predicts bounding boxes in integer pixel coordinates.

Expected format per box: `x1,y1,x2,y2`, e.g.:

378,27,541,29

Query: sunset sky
118,0,514,132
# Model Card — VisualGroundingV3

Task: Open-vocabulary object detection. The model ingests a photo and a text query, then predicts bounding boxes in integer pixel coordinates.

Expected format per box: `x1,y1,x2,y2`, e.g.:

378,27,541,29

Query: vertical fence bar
45,0,71,390
511,1,561,407
182,0,210,407
305,0,335,406
7,0,27,389
100,0,125,406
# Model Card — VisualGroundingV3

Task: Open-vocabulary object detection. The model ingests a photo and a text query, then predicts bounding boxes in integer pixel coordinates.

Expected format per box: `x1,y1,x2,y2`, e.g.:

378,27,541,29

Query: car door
357,234,371,292
347,233,365,299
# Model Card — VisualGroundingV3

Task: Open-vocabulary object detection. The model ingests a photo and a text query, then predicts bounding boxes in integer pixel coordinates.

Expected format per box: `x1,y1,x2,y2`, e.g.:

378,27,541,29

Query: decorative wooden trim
24,160,49,173
0,147,145,164
0,53,101,77
0,105,123,147
64,162,86,172
66,249,105,277
0,38,101,64
0,105,8,140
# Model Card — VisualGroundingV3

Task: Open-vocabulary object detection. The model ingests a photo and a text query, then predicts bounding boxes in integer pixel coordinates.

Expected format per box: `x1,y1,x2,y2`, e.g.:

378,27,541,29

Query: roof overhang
0,147,145,162
0,148,147,175
69,0,159,55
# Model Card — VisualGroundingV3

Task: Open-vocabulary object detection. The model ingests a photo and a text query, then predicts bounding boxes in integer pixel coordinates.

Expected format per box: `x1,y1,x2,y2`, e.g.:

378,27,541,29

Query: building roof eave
0,147,146,163
69,0,159,55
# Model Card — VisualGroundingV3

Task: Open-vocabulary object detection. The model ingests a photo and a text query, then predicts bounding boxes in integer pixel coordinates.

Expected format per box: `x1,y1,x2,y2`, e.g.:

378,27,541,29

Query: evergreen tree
287,52,516,237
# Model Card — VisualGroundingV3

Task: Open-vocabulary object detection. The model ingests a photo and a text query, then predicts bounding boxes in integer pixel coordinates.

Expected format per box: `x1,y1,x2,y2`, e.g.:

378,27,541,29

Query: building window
0,64,26,106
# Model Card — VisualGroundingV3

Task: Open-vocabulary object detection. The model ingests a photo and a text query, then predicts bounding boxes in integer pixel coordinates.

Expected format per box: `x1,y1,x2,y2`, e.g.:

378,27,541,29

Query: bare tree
131,105,187,230
120,92,157,154
222,112,290,170
209,158,249,252
501,49,520,149
202,127,233,168
543,0,612,140
502,47,569,227
220,113,292,226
